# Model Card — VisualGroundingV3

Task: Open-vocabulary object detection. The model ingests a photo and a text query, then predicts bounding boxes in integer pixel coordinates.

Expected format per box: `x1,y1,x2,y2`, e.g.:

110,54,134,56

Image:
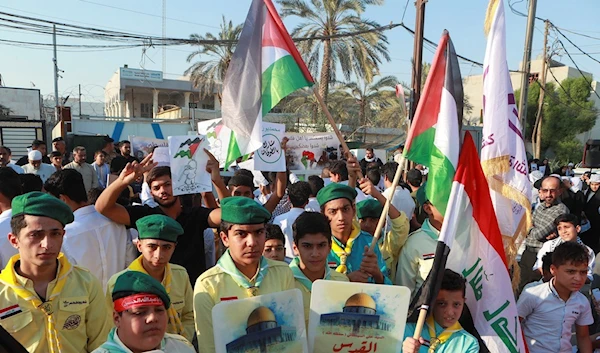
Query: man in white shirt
64,146,99,193
0,168,22,267
21,150,56,183
306,175,324,211
273,181,312,259
0,145,23,174
44,169,131,287
329,160,368,202
381,162,415,221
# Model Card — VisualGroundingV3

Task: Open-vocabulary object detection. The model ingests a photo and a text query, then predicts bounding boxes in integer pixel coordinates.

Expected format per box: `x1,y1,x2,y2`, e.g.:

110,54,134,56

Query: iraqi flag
441,131,527,352
403,30,463,216
221,0,314,168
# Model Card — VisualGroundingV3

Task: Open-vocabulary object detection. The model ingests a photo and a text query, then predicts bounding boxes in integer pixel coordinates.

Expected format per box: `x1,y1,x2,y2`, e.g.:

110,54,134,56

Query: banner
284,132,340,171
198,119,231,168
167,135,211,196
129,135,168,160
308,280,410,353
212,289,308,353
254,122,286,172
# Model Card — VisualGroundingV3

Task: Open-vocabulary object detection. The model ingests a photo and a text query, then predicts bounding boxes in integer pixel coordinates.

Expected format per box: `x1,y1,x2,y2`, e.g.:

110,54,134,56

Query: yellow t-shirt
380,212,410,280
105,263,195,342
0,264,112,353
193,256,294,353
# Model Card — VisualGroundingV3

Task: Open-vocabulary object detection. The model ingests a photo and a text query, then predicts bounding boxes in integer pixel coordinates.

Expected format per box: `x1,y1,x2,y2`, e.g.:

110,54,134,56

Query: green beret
416,182,429,206
221,197,271,224
11,192,74,226
356,199,383,219
316,183,357,207
113,271,170,309
135,214,183,243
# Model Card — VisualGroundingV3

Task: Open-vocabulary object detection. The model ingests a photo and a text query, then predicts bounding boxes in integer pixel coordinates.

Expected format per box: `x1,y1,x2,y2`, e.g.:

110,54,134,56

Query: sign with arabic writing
167,135,211,196
253,122,286,172
129,135,168,160
285,133,340,171
308,281,410,353
212,289,308,353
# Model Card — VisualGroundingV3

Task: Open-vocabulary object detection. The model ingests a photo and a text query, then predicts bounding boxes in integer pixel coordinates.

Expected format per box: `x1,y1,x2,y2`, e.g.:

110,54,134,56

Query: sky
1,0,600,106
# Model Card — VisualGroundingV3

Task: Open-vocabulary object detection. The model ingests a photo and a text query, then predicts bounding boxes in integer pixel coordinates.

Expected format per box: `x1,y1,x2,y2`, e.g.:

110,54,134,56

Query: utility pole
533,20,549,159
53,25,59,122
78,84,82,117
409,0,427,123
517,0,537,131
162,0,167,74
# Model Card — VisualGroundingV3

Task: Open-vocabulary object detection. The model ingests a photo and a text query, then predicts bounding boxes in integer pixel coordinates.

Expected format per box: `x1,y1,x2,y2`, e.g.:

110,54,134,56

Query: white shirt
6,164,23,174
305,197,320,212
518,279,593,353
21,163,56,183
0,209,17,268
383,186,415,232
533,237,595,281
273,208,306,258
62,205,130,288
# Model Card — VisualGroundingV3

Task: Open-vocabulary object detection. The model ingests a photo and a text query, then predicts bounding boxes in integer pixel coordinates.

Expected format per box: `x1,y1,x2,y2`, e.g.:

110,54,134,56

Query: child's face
292,233,331,274
550,261,588,293
359,217,378,236
432,289,464,329
557,221,580,242
95,153,105,165
263,239,285,261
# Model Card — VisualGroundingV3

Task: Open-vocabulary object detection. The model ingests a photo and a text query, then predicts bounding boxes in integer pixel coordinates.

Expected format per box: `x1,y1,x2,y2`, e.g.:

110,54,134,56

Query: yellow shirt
0,264,112,353
380,212,410,281
105,264,195,342
193,257,294,353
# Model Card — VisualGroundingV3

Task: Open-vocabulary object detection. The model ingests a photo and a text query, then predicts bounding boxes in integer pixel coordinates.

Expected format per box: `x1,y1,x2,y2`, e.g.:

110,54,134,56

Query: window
141,103,151,118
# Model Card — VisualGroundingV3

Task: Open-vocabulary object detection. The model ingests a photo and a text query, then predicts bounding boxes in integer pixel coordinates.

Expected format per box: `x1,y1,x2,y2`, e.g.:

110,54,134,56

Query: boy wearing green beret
93,271,195,353
0,192,112,353
193,196,295,353
317,183,392,284
289,212,348,327
106,214,195,342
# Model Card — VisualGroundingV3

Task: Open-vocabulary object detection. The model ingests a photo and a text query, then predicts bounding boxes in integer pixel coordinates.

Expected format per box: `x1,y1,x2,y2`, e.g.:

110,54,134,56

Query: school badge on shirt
0,304,22,320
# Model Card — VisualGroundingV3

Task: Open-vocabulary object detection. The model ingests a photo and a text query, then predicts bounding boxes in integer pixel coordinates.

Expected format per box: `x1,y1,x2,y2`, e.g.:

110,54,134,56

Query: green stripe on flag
225,130,242,170
262,55,313,115
405,127,455,215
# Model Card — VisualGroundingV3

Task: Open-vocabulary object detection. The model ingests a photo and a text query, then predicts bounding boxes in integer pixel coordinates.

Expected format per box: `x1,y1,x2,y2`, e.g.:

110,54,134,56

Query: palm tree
278,0,390,106
184,17,242,101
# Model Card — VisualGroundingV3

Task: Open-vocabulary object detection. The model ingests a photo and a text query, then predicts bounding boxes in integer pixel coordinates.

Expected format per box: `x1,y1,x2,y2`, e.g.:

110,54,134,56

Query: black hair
87,187,104,205
0,146,11,154
407,168,423,187
329,160,348,181
10,214,27,237
228,174,254,189
542,251,553,274
19,174,43,193
44,169,88,204
50,151,62,158
119,140,131,146
287,181,311,207
31,139,46,148
147,166,171,186
381,162,399,182
307,175,324,197
94,150,107,158
440,269,467,297
234,169,254,180
219,220,234,235
265,224,285,246
552,242,589,267
293,212,332,245
366,147,374,152
366,168,380,186
0,167,22,200
553,213,579,228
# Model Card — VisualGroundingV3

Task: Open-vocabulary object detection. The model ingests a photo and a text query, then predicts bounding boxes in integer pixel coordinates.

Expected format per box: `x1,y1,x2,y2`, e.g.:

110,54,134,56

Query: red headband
114,294,163,312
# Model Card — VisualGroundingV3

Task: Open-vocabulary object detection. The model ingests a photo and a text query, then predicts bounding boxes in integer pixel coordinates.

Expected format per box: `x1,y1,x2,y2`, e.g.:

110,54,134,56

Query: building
0,87,42,120
104,66,218,119
226,306,296,353
319,293,395,334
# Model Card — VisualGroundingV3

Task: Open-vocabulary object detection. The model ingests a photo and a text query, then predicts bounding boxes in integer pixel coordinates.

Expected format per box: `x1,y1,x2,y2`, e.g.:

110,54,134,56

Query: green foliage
553,139,584,164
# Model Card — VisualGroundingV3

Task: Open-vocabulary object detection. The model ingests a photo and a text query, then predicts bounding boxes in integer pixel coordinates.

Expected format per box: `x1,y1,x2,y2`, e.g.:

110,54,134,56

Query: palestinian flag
403,30,463,216
173,137,202,159
221,0,314,168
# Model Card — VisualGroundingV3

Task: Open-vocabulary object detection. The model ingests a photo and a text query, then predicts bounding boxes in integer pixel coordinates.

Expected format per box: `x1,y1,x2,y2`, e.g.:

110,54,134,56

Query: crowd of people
0,138,599,352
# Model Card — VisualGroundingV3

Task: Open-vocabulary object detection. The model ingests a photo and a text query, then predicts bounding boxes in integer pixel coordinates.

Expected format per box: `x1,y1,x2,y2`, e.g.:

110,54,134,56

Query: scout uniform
105,214,195,342
395,186,439,298
356,199,410,280
289,257,348,327
0,192,112,353
193,197,295,353
316,184,392,284
402,317,479,353
94,271,195,353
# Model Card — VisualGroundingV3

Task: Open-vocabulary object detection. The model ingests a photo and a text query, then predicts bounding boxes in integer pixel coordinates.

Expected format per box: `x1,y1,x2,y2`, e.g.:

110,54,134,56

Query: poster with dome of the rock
308,281,410,353
212,289,308,353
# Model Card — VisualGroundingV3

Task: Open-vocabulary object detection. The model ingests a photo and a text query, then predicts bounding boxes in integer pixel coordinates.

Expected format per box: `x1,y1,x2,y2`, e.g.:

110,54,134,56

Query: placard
130,135,168,160
308,281,410,353
212,289,308,353
254,122,286,172
197,118,230,168
285,133,340,171
167,135,211,196
152,146,170,167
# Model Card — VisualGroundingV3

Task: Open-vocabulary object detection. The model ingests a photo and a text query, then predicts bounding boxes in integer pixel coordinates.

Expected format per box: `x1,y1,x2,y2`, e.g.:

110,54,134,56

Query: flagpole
369,155,407,251
412,306,429,339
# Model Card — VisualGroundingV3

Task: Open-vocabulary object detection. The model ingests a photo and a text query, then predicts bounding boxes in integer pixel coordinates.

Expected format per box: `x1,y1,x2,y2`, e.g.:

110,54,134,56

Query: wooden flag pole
369,155,407,251
413,306,429,339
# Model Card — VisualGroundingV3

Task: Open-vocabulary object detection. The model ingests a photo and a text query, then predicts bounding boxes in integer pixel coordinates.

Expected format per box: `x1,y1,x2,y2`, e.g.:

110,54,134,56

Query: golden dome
247,306,276,327
344,293,376,310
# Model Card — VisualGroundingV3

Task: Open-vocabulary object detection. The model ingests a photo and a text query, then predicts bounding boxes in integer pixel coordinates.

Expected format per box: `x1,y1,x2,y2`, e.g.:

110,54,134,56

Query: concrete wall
0,87,41,120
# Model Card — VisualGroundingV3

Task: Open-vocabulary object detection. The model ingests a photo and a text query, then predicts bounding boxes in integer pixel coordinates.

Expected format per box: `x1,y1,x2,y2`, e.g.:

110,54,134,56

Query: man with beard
95,153,226,284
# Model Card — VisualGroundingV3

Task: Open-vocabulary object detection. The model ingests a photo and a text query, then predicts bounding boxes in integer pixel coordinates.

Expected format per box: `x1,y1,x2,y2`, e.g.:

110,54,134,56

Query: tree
277,0,390,106
185,17,242,101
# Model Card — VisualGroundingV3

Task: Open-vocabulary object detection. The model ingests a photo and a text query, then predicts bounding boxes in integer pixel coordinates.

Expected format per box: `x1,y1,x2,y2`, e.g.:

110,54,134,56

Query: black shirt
110,155,138,174
126,204,212,284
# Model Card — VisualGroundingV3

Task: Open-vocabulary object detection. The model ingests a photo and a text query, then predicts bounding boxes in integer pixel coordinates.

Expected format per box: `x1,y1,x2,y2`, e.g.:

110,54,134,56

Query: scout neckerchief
289,257,331,292
128,255,184,336
420,219,439,241
216,250,268,297
0,253,72,353
102,327,167,353
330,220,361,274
426,314,463,352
